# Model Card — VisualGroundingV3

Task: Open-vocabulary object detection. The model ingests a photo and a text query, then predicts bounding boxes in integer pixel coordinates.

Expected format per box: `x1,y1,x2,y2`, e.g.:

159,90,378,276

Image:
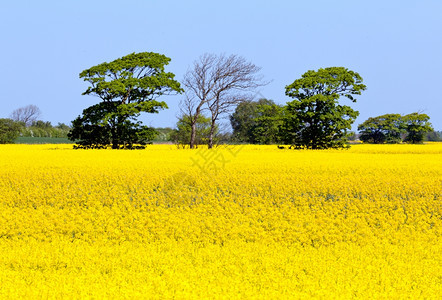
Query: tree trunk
208,119,216,149
190,122,197,149
111,122,119,149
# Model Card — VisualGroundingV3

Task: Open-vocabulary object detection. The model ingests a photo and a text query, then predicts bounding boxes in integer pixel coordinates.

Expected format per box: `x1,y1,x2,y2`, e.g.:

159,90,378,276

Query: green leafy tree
69,52,182,149
170,114,215,147
0,118,22,143
230,99,281,143
281,67,366,149
403,113,433,144
358,114,404,144
233,99,284,144
251,101,283,144
230,100,259,143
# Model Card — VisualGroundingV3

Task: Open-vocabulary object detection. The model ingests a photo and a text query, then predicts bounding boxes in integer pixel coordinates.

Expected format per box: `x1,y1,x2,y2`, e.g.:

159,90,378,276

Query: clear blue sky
1,0,441,130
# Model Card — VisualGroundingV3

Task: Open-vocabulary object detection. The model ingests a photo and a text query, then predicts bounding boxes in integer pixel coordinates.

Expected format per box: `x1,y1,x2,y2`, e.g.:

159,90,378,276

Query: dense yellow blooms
0,143,440,298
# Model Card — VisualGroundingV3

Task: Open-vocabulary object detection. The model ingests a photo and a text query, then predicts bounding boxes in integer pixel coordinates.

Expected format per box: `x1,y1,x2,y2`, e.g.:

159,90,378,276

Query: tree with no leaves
181,53,266,149
10,105,42,127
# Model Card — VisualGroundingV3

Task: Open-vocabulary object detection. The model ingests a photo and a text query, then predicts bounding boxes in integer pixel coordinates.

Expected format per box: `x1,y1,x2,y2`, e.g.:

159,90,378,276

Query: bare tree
181,53,266,149
181,54,216,149
10,105,42,127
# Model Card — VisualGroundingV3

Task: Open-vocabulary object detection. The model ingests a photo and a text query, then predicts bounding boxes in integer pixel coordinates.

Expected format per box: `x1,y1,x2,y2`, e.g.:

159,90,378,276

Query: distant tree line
20,121,71,138
1,53,439,148
0,105,72,144
227,109,437,146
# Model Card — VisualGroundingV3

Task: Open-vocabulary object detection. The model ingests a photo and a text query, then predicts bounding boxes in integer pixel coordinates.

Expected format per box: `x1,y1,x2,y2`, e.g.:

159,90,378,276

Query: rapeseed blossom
0,144,440,298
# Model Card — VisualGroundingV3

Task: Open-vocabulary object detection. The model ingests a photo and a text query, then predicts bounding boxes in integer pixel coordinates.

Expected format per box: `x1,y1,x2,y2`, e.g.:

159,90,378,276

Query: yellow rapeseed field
0,143,441,298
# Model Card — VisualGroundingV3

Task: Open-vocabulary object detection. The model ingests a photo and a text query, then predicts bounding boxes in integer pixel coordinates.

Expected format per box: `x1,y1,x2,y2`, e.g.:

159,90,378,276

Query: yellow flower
0,143,440,298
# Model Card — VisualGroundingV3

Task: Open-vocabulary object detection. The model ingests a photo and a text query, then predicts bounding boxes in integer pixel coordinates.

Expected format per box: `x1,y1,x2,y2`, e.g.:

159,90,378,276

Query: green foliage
0,118,22,143
56,123,71,131
69,102,157,149
230,100,260,143
32,120,52,129
70,52,182,149
358,113,433,144
230,99,282,144
281,67,366,149
251,102,283,144
402,113,433,144
170,115,214,147
20,121,71,138
79,52,182,103
358,114,404,144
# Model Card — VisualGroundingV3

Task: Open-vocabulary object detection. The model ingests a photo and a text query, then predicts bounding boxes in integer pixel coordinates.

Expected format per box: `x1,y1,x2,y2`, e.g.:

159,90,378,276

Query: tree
282,67,366,149
251,101,283,144
229,100,257,143
425,131,442,142
357,113,433,144
10,105,42,127
230,99,282,144
69,52,182,149
181,53,265,149
402,113,433,144
358,114,404,144
170,114,215,147
230,98,269,143
0,119,22,143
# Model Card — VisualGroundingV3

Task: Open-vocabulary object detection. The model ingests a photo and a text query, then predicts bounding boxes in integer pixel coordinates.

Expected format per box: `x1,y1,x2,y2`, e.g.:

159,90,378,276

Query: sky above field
1,0,441,131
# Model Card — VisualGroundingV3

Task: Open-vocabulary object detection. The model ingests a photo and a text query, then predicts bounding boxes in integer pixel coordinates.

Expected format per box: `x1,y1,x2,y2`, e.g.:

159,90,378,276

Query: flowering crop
0,144,441,298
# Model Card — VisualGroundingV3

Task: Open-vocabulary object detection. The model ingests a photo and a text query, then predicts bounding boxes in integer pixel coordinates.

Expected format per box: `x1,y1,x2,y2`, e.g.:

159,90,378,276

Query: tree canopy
0,119,22,144
281,67,366,149
402,113,433,144
358,112,433,144
69,52,182,149
230,99,282,144
358,114,404,144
